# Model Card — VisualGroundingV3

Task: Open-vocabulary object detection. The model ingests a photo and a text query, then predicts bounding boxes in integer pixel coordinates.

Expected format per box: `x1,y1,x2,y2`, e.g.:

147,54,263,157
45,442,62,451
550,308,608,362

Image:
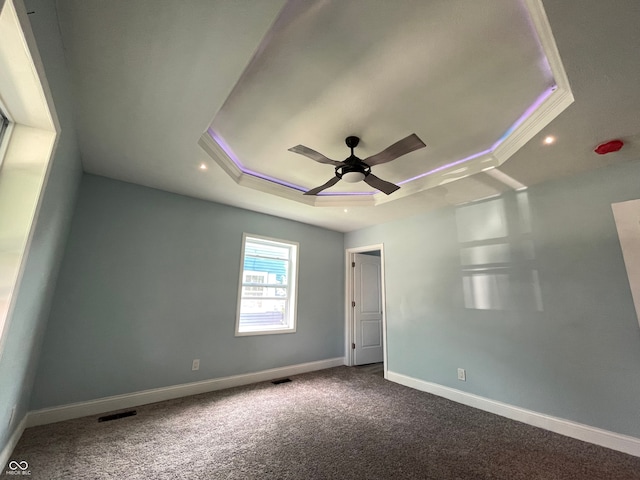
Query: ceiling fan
288,134,426,195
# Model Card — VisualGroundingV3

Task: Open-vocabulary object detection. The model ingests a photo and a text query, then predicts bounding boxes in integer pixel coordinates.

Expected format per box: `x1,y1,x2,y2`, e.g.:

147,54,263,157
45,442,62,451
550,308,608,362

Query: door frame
612,199,640,328
345,244,388,376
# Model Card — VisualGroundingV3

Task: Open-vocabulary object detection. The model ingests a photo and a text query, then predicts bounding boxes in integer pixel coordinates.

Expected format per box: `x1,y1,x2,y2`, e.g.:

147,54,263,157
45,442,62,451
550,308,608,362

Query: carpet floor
7,366,640,479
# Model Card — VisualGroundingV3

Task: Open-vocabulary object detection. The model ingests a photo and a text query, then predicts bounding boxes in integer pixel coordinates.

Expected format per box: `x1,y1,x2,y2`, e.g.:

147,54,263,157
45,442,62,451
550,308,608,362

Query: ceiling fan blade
288,145,343,166
363,134,426,167
303,176,341,196
363,173,400,195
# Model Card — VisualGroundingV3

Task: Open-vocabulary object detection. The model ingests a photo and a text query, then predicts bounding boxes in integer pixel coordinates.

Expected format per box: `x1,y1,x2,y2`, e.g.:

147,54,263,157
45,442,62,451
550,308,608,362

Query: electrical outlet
457,368,466,381
192,359,200,371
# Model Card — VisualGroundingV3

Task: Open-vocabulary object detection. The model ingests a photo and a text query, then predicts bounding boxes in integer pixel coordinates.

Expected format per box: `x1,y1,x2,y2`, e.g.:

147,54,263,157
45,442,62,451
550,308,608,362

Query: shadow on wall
456,191,543,311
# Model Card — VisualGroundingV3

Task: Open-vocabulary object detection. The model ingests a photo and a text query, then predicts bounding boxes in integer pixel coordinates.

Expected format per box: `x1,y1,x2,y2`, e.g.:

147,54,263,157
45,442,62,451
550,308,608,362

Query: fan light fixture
289,134,426,195
341,171,366,183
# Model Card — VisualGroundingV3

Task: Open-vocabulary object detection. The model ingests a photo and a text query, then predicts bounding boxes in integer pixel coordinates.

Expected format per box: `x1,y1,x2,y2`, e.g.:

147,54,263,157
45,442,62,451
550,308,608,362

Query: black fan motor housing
336,162,370,179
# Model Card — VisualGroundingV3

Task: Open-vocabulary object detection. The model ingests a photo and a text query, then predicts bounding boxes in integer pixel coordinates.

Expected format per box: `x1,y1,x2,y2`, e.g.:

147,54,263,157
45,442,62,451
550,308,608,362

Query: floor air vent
272,378,292,385
98,410,137,422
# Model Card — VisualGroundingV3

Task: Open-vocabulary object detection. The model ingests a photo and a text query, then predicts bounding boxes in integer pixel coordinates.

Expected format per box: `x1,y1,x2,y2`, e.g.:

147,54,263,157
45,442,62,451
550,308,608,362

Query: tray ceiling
55,0,640,231
202,0,571,206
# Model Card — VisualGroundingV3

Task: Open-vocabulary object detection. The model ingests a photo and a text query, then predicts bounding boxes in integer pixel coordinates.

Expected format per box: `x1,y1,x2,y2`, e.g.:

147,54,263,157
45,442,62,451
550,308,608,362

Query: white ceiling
54,0,640,232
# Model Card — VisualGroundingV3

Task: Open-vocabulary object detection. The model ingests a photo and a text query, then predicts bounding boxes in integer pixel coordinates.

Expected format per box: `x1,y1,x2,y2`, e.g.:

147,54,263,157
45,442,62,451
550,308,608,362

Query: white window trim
0,107,13,169
235,233,299,336
0,0,59,355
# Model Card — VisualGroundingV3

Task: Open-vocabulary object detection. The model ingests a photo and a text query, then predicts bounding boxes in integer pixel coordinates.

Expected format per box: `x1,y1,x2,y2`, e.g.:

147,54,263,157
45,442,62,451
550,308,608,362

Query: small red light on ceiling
594,139,624,155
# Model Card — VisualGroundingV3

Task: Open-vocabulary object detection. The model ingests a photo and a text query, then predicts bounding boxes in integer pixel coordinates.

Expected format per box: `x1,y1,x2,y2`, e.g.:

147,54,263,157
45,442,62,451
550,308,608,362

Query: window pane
237,235,297,335
243,286,265,297
243,257,289,283
0,112,10,170
242,286,288,298
0,113,7,142
239,299,287,329
245,274,265,284
245,242,289,260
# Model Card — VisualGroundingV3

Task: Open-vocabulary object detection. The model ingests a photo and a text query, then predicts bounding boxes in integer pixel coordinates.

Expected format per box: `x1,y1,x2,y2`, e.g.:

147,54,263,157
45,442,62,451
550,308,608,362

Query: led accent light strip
209,130,371,196
207,85,556,196
397,148,492,185
491,86,556,149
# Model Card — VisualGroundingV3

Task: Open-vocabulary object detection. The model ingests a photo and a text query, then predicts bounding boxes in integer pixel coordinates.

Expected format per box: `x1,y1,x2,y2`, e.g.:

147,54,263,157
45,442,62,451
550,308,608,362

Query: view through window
0,110,9,167
0,111,8,137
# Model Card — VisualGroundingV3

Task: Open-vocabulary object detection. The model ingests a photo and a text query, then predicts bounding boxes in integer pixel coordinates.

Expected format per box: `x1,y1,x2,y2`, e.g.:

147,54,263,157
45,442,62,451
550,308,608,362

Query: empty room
1,0,640,478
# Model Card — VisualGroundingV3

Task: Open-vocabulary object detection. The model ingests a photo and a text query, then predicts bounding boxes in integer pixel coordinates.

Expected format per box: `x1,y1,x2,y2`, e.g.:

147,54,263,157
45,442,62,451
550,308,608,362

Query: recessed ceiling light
343,209,348,213
543,136,556,145
199,163,208,170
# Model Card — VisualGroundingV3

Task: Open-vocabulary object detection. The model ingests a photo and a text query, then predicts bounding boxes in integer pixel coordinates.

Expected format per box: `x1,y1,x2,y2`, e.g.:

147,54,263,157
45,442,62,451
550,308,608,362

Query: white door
353,253,383,365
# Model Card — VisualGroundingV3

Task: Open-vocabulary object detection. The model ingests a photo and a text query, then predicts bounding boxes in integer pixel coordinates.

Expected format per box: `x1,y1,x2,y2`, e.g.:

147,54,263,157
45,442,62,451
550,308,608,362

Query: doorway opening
345,244,387,378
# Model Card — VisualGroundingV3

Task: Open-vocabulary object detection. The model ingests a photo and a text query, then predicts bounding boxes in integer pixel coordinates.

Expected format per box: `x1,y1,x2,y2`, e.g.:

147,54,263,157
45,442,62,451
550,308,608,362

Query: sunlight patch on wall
457,192,543,312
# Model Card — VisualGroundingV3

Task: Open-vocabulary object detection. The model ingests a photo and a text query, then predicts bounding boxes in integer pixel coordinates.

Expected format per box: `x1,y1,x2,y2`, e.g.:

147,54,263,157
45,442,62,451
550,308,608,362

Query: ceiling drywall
52,0,640,232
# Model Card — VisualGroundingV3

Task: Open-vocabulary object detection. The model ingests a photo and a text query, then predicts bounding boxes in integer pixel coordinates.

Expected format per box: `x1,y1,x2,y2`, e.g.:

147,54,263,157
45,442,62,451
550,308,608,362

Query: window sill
235,327,297,337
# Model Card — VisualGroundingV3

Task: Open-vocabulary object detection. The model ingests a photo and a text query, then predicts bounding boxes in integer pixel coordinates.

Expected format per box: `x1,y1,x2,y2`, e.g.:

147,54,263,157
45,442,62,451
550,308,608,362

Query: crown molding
200,0,573,208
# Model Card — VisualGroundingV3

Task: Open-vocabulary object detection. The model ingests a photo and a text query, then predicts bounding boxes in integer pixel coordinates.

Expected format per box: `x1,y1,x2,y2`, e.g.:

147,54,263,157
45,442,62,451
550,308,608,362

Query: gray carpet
7,366,640,479
355,362,384,377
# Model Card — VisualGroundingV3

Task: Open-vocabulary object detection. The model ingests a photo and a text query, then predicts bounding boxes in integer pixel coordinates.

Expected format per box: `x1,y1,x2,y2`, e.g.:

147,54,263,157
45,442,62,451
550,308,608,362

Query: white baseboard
387,370,640,457
26,357,345,428
1,415,27,470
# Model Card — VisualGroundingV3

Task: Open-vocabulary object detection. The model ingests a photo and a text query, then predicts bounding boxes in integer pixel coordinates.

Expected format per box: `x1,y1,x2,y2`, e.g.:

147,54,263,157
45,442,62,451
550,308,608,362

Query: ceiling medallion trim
199,0,573,208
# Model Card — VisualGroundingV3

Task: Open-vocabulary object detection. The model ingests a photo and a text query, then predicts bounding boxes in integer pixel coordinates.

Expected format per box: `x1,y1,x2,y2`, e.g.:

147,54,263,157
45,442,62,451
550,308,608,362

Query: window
244,274,266,297
0,0,58,350
236,234,299,335
0,110,10,168
0,111,8,140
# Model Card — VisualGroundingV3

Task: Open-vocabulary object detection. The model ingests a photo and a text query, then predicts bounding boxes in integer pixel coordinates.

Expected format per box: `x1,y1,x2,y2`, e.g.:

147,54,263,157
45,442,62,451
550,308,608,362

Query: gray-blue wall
0,0,82,451
346,159,640,438
30,175,345,409
12,0,640,443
